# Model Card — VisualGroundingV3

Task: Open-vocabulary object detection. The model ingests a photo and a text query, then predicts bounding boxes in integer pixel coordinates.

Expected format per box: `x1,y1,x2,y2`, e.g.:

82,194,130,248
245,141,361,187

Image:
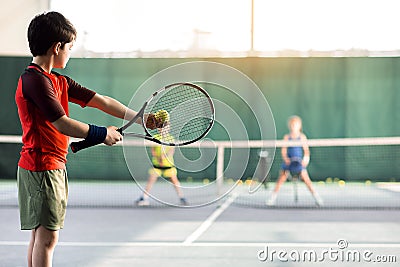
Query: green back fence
1,57,399,181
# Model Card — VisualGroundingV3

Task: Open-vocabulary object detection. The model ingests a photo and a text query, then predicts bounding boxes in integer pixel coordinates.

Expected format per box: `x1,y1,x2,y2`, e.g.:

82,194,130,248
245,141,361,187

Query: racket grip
70,139,96,153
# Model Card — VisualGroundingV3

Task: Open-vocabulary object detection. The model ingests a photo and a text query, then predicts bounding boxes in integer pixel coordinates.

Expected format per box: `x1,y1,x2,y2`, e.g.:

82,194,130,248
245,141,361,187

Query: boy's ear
52,42,62,55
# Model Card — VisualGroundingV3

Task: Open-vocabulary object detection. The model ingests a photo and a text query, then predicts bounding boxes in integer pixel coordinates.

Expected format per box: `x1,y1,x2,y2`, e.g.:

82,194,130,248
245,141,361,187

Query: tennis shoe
313,193,324,207
266,193,277,206
180,197,188,206
135,197,150,206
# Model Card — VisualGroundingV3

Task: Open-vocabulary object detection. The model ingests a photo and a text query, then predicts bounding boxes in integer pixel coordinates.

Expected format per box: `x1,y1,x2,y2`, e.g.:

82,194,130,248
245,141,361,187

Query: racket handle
70,139,96,153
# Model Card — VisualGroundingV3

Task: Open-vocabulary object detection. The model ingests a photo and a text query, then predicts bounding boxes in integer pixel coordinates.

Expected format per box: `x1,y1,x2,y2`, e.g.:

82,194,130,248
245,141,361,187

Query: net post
216,144,225,196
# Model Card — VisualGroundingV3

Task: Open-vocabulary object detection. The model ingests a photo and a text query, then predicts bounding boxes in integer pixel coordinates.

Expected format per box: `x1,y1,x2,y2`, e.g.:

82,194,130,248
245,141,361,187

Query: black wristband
85,124,107,145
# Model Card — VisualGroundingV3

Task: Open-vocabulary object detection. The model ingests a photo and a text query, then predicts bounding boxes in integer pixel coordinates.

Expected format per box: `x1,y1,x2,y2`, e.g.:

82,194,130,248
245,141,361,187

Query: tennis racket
70,82,215,153
289,157,303,203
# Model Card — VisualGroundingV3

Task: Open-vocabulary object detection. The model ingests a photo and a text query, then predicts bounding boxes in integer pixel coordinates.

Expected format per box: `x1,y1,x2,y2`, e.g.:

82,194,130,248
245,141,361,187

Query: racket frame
119,82,214,146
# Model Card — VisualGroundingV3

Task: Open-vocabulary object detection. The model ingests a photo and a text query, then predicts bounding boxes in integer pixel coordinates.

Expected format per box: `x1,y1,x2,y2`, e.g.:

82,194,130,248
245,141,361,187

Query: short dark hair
28,11,77,56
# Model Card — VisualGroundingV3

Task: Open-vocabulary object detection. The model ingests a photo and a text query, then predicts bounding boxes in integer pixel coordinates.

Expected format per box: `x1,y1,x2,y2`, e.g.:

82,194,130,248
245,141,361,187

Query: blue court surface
1,193,400,267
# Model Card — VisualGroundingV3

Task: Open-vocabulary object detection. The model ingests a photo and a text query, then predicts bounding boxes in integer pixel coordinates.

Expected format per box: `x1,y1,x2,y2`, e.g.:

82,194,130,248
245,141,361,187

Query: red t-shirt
15,63,96,171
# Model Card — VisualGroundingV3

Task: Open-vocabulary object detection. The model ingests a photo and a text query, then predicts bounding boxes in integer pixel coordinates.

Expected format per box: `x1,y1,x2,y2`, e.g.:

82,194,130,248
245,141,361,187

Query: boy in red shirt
15,12,152,267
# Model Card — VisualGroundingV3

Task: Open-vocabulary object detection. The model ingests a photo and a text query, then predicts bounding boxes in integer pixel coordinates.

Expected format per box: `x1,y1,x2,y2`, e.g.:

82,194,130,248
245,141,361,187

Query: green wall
1,57,399,181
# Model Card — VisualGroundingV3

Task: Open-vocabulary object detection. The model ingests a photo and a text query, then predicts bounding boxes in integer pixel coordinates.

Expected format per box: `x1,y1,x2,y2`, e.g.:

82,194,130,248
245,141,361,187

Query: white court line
0,193,240,249
377,183,400,192
1,241,400,248
182,193,238,245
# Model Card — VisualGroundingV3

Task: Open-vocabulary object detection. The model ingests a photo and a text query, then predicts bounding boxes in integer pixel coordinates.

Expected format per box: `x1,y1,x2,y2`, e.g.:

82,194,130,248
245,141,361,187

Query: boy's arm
301,134,310,166
66,76,134,120
151,146,163,166
167,147,175,158
86,93,136,121
85,94,158,129
281,134,290,165
52,115,121,146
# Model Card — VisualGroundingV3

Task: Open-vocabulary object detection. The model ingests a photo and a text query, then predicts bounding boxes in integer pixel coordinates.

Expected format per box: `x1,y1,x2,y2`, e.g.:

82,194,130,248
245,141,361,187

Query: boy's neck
289,132,301,138
32,56,53,73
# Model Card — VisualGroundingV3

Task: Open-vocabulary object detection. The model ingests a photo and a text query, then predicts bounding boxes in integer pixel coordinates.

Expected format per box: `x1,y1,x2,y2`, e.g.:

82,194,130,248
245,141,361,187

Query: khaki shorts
17,167,68,231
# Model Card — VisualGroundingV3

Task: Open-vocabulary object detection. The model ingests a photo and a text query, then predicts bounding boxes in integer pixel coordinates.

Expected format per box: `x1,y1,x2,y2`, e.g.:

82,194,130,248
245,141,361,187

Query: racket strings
145,84,214,144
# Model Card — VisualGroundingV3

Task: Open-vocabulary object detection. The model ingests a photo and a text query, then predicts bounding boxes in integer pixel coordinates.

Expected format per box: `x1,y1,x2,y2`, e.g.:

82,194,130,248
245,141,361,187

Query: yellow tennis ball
155,109,169,122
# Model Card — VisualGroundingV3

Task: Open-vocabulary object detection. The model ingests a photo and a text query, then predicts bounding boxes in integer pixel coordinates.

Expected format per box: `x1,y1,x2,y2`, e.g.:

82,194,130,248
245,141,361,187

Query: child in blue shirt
267,116,323,206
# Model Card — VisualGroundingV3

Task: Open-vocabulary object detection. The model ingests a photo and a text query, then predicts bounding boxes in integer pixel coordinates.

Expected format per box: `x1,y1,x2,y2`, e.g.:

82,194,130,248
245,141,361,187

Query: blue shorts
281,162,306,171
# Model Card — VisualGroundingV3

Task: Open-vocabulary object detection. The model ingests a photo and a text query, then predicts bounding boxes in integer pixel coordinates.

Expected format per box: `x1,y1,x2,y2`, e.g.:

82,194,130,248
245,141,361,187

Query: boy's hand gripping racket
70,82,215,152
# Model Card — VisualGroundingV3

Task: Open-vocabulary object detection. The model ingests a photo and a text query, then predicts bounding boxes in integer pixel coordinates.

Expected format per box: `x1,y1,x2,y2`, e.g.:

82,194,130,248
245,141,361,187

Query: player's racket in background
289,157,303,203
70,82,215,152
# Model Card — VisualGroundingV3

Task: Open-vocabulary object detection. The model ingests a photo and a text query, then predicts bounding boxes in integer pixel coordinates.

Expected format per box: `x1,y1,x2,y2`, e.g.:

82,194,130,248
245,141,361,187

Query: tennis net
0,136,399,209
